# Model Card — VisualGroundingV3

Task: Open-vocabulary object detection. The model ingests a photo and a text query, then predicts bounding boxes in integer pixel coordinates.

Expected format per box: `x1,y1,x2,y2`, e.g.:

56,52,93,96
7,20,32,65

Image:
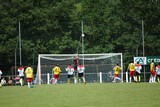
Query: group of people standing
128,60,160,83
149,60,160,83
52,55,86,84
0,65,34,88
112,59,160,83
127,61,142,83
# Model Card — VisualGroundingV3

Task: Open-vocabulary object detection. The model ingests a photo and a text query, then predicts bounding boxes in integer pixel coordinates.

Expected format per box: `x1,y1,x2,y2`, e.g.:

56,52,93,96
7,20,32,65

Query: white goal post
35,53,123,84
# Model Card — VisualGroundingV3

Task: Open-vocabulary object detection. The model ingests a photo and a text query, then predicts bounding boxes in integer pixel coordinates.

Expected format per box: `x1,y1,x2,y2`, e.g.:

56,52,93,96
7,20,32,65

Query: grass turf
0,83,159,107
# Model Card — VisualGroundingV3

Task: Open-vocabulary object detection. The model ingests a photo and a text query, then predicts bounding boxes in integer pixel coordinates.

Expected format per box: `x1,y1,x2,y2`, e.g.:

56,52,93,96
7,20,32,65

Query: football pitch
0,83,159,107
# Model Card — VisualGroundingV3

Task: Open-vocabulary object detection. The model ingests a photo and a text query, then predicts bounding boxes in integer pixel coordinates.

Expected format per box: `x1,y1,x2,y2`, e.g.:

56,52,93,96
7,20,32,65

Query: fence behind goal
35,53,123,84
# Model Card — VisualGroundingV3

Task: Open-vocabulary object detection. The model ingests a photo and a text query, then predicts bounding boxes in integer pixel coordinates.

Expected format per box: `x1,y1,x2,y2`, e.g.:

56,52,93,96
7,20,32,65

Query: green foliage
0,0,160,70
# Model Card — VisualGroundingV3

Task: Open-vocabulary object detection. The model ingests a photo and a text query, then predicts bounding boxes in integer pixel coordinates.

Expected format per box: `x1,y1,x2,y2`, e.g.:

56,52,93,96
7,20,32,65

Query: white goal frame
36,53,123,84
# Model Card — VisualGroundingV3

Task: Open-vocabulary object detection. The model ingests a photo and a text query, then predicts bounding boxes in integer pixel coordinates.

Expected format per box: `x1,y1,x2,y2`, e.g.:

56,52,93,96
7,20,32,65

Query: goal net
35,53,123,84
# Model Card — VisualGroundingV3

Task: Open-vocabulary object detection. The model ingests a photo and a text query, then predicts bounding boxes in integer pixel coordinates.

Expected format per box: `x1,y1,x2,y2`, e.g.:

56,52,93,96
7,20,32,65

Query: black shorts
78,73,84,78
20,76,24,79
135,72,140,76
68,75,74,78
157,75,160,78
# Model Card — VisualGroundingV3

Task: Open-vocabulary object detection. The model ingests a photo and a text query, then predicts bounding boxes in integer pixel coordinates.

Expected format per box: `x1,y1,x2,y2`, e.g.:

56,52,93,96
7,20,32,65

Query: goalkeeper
65,64,76,84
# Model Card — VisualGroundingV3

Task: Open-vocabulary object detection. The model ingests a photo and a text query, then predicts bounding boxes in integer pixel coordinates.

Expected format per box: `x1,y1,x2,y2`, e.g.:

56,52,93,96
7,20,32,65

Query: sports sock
129,77,132,83
138,76,141,82
82,77,86,83
74,77,77,83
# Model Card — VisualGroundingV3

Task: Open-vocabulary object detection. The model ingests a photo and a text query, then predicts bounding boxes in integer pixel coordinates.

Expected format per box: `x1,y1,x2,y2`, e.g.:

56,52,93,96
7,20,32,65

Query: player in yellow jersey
112,63,122,83
25,64,34,88
149,60,156,83
127,62,135,83
52,64,61,84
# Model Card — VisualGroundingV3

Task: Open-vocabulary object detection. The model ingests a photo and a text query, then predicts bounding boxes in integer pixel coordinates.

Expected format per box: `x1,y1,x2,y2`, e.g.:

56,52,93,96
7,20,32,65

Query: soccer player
52,64,61,84
17,65,25,86
112,63,122,83
73,55,78,71
149,60,156,83
127,62,135,83
156,62,160,82
73,55,78,83
25,64,34,88
135,62,142,82
65,64,76,84
77,63,86,84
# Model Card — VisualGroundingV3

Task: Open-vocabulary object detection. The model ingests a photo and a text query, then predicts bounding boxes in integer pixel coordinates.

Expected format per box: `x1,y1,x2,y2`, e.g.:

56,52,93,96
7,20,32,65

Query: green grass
0,83,160,107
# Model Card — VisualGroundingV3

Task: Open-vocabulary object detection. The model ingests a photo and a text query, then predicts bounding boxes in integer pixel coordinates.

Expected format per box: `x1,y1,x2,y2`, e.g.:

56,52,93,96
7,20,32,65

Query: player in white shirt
17,65,25,86
135,62,142,82
77,63,86,84
65,64,76,83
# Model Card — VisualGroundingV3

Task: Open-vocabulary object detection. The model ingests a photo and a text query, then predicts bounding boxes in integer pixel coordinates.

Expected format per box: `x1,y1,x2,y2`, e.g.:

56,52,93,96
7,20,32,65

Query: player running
52,64,61,84
112,63,122,83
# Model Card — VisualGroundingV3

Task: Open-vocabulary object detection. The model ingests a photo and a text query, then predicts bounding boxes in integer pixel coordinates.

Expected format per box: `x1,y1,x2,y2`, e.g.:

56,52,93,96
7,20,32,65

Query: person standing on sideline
0,69,2,80
149,60,156,83
135,62,142,82
25,64,34,88
17,65,25,86
77,63,86,84
112,63,122,83
52,64,61,84
65,64,76,84
156,62,160,82
127,62,136,83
